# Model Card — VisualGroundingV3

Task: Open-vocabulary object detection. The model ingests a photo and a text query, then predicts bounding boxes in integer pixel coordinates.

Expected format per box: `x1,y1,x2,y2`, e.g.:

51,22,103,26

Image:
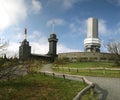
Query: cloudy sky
0,0,120,57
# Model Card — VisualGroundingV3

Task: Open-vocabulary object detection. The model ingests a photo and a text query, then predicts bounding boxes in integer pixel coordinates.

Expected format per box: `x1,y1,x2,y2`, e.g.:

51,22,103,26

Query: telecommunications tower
84,18,101,52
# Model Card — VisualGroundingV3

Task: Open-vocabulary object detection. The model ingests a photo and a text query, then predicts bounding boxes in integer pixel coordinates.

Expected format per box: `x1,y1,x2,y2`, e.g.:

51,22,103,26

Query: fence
40,71,95,100
53,67,120,76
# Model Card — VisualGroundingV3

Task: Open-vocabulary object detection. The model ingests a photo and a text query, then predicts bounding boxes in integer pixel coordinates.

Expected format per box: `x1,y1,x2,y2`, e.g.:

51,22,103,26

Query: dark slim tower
48,19,58,57
48,33,58,57
19,28,31,60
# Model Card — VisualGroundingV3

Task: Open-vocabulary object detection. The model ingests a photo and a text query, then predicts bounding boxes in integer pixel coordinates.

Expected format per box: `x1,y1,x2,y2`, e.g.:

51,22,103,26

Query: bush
25,59,42,74
54,57,70,65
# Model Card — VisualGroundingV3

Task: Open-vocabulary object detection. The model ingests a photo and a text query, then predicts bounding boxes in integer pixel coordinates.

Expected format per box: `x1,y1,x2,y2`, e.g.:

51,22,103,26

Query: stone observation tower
84,18,101,52
48,19,58,57
19,21,58,61
19,28,31,59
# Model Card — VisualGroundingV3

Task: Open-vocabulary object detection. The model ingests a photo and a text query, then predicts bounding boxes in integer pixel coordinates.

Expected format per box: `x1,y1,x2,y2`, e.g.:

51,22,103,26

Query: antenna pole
52,19,55,33
24,28,27,40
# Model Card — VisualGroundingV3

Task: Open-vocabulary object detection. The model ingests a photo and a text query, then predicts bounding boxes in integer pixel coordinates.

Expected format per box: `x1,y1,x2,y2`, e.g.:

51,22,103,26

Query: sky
0,0,120,57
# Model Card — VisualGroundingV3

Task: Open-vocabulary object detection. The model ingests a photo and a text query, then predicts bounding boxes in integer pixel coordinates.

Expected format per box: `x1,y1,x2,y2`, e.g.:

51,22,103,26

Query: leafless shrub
105,40,120,66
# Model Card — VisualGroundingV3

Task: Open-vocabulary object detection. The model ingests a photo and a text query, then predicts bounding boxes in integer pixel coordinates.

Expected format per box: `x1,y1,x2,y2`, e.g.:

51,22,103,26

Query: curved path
40,64,120,100
86,76,120,100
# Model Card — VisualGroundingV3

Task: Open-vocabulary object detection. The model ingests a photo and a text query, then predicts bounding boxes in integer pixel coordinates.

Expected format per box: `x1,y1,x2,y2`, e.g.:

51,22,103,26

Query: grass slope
53,62,120,78
60,62,115,68
0,74,87,100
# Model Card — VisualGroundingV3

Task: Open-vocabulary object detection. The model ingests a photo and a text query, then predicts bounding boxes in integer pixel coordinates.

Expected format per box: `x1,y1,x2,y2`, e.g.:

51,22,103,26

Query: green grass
0,74,95,100
53,62,120,78
53,68,120,78
58,62,116,68
81,91,98,100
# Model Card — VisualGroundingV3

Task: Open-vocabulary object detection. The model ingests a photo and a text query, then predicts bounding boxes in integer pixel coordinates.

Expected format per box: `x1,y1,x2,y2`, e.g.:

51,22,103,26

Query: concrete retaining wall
58,52,115,62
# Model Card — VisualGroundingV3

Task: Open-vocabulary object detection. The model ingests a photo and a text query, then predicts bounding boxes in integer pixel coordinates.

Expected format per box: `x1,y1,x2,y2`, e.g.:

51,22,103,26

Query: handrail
40,71,95,100
53,66,120,71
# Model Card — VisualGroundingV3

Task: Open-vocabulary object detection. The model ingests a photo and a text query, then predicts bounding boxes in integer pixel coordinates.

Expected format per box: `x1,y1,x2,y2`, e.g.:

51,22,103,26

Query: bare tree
0,38,8,57
106,40,120,65
0,38,19,80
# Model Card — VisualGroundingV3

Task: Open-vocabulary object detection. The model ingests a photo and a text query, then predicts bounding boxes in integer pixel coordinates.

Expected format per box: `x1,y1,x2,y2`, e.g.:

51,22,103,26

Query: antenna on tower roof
24,28,27,40
52,19,55,34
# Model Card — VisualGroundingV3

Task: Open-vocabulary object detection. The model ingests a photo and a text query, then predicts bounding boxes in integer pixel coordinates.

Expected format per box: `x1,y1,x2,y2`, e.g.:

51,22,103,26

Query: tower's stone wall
19,40,31,60
48,33,58,57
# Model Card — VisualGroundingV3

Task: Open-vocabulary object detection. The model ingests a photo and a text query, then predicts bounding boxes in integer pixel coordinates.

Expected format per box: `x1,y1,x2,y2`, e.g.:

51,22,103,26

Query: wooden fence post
77,69,79,73
63,74,65,80
52,73,55,78
81,77,85,84
90,87,94,95
69,68,70,72
103,68,106,75
44,72,46,76
90,84,95,95
89,69,91,73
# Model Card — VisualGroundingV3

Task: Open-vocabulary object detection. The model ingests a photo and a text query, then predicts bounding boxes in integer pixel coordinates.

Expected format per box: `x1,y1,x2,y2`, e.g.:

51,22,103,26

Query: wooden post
103,68,106,75
81,77,85,84
69,68,70,72
63,74,65,80
44,72,46,76
89,68,91,73
52,73,55,78
90,87,94,95
77,68,79,73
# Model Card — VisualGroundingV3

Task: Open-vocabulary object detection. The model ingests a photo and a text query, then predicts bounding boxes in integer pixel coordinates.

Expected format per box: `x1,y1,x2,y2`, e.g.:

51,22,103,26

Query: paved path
40,64,120,100
86,76,120,100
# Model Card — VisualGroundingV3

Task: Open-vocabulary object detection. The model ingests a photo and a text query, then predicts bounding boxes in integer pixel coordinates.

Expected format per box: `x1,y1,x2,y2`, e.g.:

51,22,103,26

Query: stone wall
58,52,115,62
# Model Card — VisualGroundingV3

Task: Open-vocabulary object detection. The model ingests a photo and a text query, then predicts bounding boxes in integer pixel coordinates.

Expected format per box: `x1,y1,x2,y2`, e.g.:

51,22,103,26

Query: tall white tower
84,18,101,52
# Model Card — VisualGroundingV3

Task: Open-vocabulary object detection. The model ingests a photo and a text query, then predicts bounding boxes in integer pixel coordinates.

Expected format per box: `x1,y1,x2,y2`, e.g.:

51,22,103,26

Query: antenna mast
52,19,55,34
24,28,27,40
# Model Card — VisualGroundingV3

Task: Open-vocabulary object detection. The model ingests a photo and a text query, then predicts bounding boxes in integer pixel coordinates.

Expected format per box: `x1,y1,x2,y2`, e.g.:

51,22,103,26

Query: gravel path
86,76,120,100
40,64,120,100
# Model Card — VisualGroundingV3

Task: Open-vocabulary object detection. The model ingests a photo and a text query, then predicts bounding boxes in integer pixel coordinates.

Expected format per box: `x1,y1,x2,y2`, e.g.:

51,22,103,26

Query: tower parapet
84,18,101,52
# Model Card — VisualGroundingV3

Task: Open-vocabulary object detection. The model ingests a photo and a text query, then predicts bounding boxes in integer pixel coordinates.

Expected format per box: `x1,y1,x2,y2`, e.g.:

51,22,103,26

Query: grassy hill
0,73,88,100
